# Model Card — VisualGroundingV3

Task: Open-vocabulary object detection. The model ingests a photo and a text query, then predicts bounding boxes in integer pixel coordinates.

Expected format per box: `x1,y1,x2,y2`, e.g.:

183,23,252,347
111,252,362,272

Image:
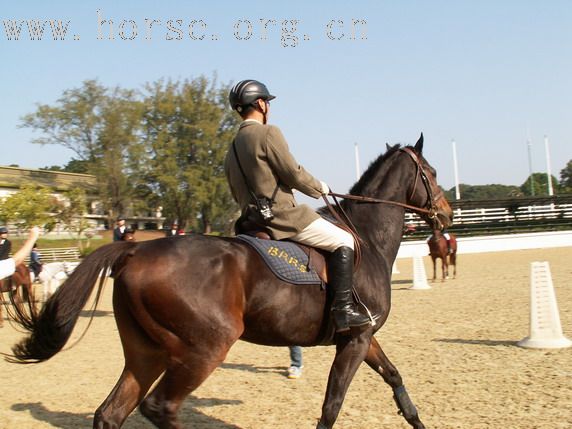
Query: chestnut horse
0,263,35,327
427,230,457,281
7,135,453,429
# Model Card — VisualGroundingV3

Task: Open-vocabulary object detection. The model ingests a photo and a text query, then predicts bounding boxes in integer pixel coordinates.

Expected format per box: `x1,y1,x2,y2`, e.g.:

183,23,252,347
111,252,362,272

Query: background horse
7,135,453,429
427,229,457,281
35,261,80,301
0,264,34,327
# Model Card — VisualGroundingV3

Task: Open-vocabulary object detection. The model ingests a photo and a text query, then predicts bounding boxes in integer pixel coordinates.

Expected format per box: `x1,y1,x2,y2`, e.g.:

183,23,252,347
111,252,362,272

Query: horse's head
402,133,453,230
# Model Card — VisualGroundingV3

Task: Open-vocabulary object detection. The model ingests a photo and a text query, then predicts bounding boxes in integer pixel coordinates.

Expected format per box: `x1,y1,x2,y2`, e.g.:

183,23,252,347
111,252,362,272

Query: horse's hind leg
139,333,238,429
316,331,372,429
93,290,167,429
364,336,425,429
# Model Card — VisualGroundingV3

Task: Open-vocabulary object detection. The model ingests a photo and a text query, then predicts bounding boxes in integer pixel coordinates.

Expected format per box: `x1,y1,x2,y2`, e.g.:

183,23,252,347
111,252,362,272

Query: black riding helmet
229,80,276,112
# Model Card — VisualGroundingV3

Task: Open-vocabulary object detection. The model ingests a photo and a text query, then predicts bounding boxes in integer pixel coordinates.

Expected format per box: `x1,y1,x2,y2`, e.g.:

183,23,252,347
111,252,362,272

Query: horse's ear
414,133,424,153
385,143,391,152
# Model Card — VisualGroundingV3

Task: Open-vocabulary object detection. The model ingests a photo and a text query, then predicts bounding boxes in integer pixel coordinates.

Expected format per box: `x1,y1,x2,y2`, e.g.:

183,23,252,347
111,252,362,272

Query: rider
428,228,452,254
224,79,370,333
0,227,40,280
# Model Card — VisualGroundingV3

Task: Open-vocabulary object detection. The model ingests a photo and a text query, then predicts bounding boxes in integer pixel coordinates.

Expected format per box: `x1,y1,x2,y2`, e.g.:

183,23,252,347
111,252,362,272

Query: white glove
320,181,330,195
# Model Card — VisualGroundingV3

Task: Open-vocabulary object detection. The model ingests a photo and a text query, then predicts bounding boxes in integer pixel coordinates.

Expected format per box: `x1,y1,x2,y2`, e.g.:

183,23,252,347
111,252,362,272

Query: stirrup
333,306,371,333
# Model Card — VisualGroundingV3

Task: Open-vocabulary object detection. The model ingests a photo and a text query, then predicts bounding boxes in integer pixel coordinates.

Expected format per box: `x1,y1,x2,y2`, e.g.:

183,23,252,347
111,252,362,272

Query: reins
321,147,444,266
326,192,435,216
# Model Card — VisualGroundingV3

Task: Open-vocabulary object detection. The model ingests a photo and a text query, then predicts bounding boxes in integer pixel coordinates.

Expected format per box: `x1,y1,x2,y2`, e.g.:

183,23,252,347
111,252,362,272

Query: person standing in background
113,216,127,242
0,227,40,280
29,243,42,279
288,346,303,379
0,227,12,260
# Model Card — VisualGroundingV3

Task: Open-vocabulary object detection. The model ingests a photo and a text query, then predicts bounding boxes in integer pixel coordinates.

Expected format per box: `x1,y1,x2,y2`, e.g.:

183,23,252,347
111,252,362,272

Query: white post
452,139,461,200
544,135,554,196
354,143,361,181
527,139,535,196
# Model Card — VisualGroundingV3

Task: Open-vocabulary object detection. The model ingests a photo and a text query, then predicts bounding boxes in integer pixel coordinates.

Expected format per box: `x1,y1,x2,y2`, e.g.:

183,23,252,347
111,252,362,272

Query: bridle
323,147,447,234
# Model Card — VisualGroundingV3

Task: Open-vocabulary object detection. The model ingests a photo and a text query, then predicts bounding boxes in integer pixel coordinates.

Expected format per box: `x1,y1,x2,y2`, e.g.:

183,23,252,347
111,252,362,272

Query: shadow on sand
433,338,519,347
79,309,114,318
221,362,287,375
12,395,243,429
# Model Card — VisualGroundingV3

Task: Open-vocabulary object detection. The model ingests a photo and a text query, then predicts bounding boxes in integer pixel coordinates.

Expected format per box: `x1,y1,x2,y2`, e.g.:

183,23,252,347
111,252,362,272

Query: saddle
236,219,329,284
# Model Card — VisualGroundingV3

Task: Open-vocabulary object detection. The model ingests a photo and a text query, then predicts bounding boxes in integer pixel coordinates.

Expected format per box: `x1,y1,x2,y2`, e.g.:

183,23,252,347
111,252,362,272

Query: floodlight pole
544,135,554,196
527,139,535,196
452,139,461,200
354,143,361,181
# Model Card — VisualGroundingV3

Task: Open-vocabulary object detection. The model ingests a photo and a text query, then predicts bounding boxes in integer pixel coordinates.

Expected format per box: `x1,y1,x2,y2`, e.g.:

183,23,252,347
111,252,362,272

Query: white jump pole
518,262,571,349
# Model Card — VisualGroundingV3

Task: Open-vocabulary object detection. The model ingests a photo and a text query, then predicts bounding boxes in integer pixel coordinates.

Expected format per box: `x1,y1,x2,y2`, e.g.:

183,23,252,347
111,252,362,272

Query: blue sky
1,1,571,200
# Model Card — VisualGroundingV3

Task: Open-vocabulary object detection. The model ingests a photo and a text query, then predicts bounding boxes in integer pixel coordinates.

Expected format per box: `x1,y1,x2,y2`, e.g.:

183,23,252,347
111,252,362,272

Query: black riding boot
329,246,371,333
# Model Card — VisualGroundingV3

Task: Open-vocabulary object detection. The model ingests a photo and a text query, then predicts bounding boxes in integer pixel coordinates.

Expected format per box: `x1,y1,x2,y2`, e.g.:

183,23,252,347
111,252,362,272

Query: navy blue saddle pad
236,234,322,285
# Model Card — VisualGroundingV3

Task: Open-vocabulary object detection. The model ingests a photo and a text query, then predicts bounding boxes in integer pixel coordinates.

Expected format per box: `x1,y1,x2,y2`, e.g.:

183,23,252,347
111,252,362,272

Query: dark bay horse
427,230,457,281
7,135,453,429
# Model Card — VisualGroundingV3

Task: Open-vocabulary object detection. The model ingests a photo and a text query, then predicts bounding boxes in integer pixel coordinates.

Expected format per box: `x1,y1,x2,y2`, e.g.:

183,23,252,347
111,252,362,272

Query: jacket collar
239,119,263,129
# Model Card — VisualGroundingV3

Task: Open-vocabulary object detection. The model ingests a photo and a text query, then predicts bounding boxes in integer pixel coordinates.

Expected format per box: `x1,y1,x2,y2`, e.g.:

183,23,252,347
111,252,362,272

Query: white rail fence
404,203,572,227
396,230,572,259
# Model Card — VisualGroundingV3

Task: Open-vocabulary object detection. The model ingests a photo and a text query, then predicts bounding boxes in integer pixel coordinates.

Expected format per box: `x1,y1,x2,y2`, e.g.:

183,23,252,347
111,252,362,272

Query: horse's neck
349,161,411,262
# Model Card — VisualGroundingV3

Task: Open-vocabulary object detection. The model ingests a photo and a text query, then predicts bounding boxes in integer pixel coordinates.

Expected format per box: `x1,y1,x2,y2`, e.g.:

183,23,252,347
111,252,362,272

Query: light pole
354,143,361,181
452,139,461,200
527,139,535,196
544,135,554,196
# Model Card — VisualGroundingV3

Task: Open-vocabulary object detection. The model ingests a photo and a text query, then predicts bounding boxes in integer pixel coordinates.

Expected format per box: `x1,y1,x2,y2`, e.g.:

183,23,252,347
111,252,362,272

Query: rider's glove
320,181,330,195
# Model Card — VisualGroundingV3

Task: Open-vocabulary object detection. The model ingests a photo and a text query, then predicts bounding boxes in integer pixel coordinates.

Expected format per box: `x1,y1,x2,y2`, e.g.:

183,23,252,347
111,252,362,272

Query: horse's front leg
364,336,426,429
431,257,437,281
441,259,446,282
316,329,373,429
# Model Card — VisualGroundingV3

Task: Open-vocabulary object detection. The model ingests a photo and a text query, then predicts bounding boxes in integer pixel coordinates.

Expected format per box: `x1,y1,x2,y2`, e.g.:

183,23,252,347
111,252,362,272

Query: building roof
0,166,97,192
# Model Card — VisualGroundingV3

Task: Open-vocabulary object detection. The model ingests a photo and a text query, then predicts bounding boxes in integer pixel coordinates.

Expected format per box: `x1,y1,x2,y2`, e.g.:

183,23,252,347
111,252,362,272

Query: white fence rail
404,203,572,226
396,231,572,259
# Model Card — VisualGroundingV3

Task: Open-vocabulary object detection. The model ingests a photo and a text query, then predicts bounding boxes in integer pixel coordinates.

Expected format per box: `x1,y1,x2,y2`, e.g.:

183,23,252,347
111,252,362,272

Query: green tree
135,77,239,233
560,160,572,193
0,184,60,231
520,172,560,196
445,184,522,200
57,187,91,250
20,80,142,223
41,159,91,174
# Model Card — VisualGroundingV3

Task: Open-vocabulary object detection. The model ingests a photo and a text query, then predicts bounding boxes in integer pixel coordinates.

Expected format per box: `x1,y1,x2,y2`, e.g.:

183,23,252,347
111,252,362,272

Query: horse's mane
349,143,402,195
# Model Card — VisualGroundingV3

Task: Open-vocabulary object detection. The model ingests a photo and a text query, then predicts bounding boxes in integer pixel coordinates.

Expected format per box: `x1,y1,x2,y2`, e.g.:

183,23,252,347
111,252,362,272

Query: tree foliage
20,80,141,222
21,77,241,233
134,77,239,233
560,159,572,193
57,187,91,250
445,184,522,201
520,172,561,196
0,184,60,231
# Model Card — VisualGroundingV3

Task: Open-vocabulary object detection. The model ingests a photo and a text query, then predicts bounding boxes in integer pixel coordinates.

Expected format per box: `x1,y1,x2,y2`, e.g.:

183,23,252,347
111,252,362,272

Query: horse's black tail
5,241,137,364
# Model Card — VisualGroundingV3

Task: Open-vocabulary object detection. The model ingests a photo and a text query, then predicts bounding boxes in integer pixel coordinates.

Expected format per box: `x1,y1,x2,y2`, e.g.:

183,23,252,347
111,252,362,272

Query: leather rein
322,147,445,264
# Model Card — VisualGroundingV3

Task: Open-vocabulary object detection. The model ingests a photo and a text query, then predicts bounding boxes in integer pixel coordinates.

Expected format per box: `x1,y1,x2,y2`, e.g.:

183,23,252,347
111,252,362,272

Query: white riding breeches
291,218,354,252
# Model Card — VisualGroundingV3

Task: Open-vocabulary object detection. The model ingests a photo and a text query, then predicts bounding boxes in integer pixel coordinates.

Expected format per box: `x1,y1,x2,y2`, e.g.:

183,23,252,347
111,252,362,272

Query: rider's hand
29,226,40,241
320,181,330,195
